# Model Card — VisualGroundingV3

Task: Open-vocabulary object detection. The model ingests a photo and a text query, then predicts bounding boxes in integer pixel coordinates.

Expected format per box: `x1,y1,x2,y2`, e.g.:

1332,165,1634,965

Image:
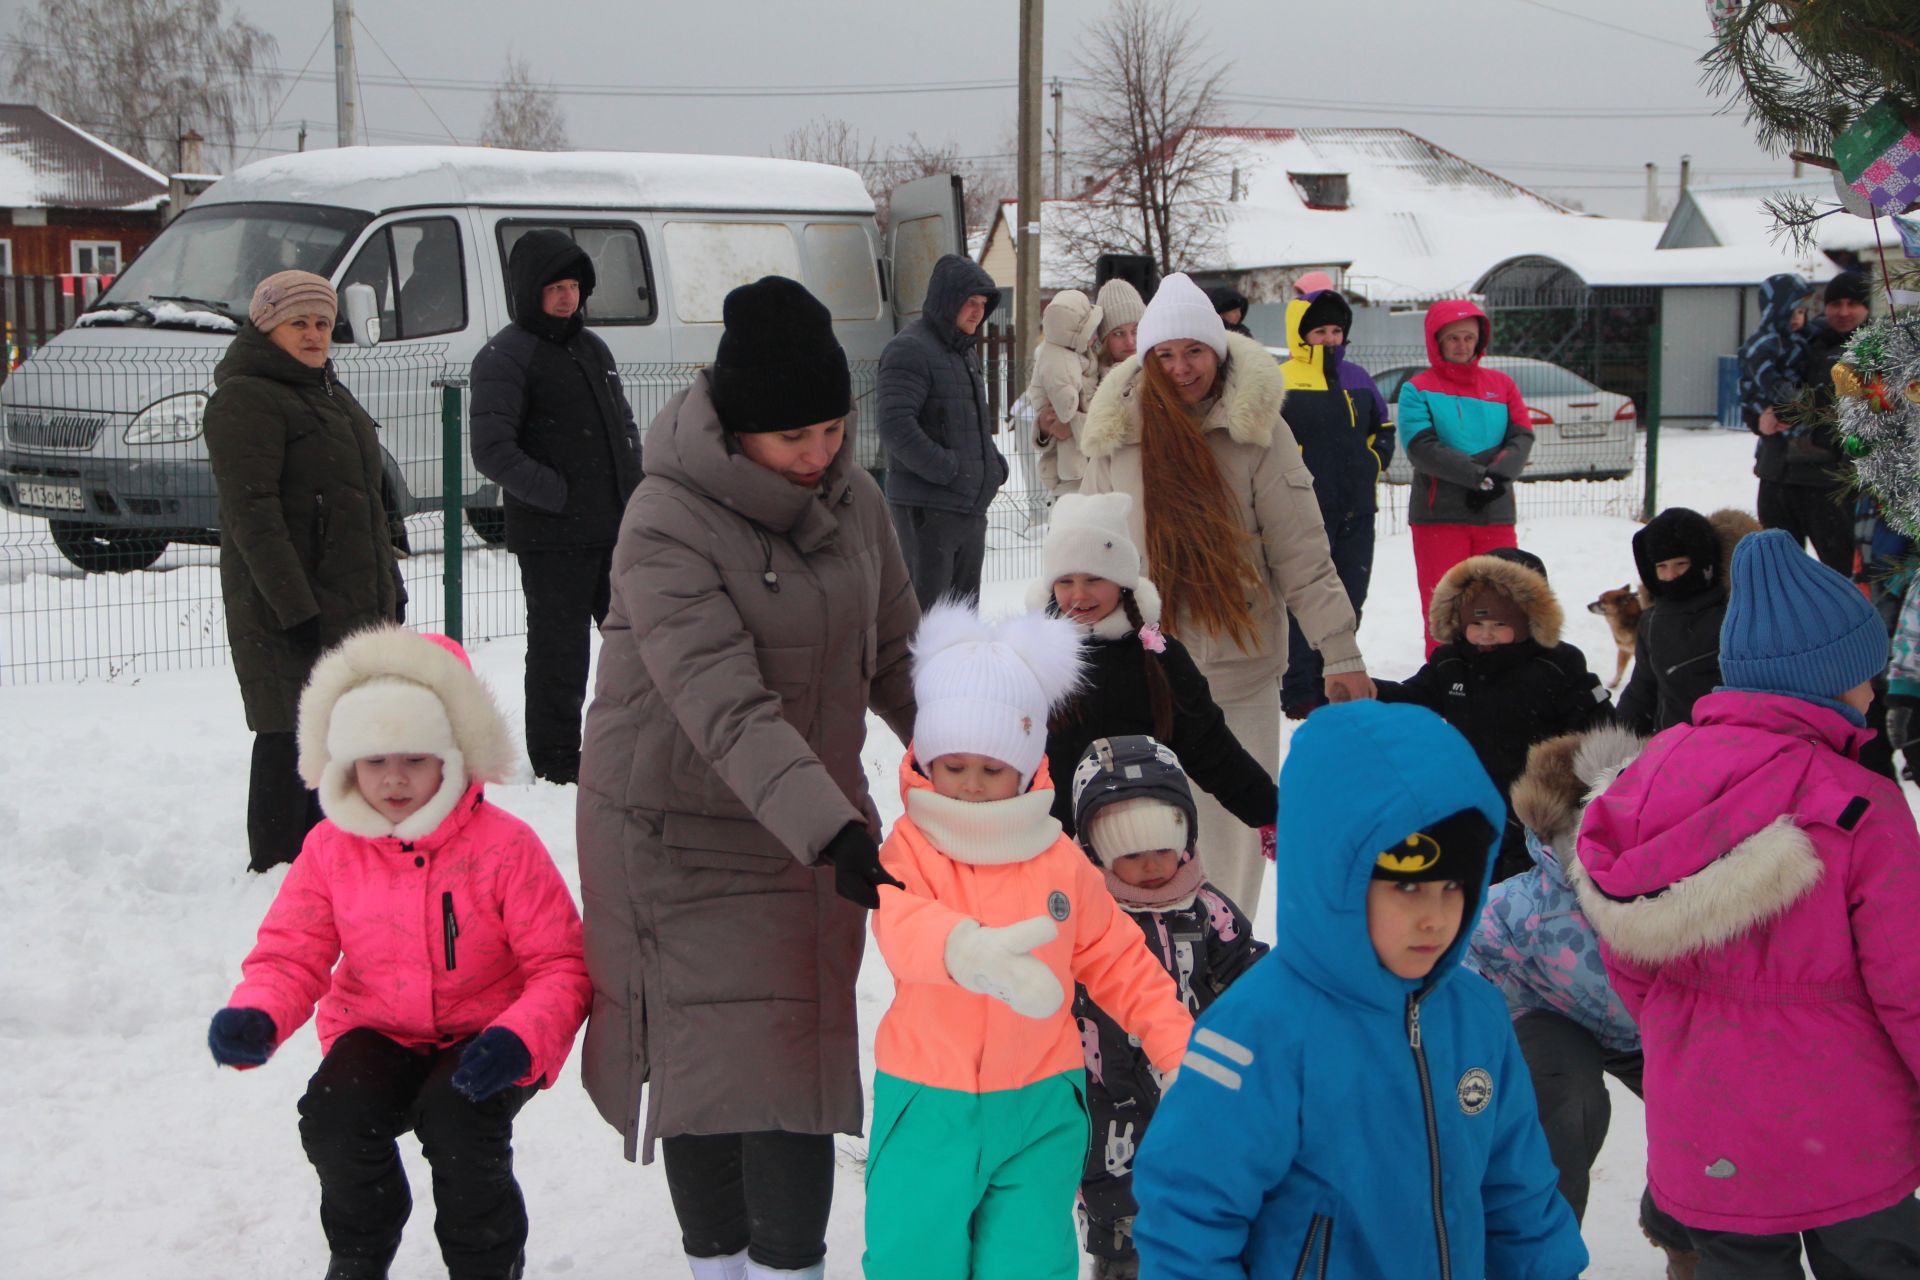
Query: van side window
497,222,656,325
662,222,801,323
802,223,881,321
339,217,467,340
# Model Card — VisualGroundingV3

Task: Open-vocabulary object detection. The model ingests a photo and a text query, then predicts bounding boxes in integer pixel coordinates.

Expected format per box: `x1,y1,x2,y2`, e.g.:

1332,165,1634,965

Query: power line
1220,92,1721,121
352,14,462,145
1505,0,1706,54
238,22,331,163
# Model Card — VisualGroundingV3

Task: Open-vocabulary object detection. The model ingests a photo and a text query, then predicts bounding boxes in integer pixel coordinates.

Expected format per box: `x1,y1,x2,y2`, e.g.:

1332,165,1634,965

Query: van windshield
89,202,371,326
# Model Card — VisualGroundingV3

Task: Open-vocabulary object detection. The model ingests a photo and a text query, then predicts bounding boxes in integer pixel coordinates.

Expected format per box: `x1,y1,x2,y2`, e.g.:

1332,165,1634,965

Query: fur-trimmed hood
297,627,517,839
1079,331,1286,460
1508,723,1647,852
1429,554,1563,647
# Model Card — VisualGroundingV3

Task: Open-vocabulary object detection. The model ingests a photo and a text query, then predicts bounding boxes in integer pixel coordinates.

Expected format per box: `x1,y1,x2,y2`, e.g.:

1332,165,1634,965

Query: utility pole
297,121,308,153
333,0,359,148
1015,0,1043,396
1051,78,1064,200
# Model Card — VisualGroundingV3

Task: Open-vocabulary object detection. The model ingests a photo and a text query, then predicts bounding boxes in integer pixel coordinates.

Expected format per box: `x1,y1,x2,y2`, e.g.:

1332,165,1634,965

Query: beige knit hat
1095,278,1145,338
249,270,337,332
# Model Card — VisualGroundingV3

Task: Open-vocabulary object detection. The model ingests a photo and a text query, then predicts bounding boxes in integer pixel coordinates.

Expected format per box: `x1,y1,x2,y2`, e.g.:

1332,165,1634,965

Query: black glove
451,1027,532,1102
1887,696,1919,752
1462,476,1509,513
208,1007,277,1067
819,821,905,910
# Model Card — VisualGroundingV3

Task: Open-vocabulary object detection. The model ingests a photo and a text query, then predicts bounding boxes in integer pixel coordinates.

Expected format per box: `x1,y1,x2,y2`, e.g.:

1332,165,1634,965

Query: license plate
1559,421,1609,439
17,482,84,511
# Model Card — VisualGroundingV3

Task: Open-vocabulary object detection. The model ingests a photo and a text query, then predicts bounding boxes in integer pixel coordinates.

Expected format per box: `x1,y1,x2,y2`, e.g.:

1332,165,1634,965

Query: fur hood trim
1429,554,1564,647
1079,331,1286,460
297,628,516,839
1569,816,1823,964
1510,723,1647,850
1709,507,1762,579
1020,577,1164,639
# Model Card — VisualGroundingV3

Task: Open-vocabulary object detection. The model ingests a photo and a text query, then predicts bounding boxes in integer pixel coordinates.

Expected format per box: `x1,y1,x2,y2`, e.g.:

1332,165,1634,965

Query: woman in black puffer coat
204,271,403,872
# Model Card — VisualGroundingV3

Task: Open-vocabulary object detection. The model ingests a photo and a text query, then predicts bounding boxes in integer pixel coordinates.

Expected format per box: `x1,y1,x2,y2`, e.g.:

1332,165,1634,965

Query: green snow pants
863,1069,1089,1280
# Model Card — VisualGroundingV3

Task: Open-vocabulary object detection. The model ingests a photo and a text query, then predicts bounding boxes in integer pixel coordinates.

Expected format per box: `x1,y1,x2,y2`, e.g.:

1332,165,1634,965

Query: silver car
1373,356,1638,484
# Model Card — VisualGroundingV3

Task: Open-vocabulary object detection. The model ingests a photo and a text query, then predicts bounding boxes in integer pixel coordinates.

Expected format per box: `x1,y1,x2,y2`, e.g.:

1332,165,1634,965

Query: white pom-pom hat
911,601,1086,788
1024,492,1165,636
296,627,516,839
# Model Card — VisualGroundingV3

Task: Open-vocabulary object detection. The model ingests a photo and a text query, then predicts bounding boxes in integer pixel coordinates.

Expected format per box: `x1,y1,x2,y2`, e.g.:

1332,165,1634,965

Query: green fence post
434,378,468,643
1641,322,1662,522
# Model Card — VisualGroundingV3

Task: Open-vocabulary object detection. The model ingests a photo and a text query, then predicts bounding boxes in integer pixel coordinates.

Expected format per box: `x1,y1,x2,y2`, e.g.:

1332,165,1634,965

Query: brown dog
1586,586,1643,689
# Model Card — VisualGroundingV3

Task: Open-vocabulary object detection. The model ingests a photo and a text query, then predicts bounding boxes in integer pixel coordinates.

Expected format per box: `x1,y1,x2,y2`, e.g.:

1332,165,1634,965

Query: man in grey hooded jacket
877,253,1007,605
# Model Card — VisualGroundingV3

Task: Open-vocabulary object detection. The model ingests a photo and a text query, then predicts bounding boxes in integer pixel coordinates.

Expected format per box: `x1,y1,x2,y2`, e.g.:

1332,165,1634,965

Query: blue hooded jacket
1132,702,1587,1280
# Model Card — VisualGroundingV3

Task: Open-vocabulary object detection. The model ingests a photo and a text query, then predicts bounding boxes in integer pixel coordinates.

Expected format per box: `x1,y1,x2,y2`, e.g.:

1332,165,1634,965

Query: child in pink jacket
207,627,591,1280
1575,530,1920,1278
865,603,1193,1280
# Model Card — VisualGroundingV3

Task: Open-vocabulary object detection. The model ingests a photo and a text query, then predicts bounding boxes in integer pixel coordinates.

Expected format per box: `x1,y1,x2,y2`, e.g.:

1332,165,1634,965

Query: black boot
322,1259,389,1280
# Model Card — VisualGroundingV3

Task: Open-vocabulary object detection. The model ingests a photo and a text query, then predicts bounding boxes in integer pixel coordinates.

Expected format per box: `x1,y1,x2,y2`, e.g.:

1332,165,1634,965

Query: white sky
0,0,1795,220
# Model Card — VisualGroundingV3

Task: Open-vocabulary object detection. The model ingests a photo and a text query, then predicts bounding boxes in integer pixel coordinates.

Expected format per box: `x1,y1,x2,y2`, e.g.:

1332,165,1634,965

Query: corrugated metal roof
0,104,167,211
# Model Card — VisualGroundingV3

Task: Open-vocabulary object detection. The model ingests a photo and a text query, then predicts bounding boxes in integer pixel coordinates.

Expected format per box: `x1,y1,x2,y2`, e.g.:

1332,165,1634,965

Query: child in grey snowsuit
1068,734,1268,1279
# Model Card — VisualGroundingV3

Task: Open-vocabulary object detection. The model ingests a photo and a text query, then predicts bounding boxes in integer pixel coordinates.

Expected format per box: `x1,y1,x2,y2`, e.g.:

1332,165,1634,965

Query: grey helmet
1070,734,1199,857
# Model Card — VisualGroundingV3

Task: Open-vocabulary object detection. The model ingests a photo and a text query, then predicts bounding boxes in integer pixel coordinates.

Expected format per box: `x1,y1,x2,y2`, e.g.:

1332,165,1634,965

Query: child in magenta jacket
1574,531,1920,1277
1398,299,1534,655
207,627,591,1280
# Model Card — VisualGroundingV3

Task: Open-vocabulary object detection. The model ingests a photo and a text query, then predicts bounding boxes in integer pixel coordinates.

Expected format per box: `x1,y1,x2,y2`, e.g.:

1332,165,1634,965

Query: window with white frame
0,240,12,275
71,240,121,275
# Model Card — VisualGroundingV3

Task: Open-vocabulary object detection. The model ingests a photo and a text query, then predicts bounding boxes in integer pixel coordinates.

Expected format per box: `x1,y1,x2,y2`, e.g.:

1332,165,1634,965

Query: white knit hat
1095,278,1146,337
912,602,1085,788
1085,796,1189,864
297,627,516,839
1135,272,1227,359
1042,492,1141,590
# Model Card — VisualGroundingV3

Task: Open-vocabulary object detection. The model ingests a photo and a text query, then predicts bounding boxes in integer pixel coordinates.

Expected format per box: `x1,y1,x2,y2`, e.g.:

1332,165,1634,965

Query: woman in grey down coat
576,278,918,1279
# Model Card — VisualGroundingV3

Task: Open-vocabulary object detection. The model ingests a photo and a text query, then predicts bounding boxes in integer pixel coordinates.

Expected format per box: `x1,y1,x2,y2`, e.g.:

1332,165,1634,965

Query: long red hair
1137,353,1264,652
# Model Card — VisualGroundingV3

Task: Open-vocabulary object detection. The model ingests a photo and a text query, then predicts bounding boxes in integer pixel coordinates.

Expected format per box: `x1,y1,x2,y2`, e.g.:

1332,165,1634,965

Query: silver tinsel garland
1840,316,1920,537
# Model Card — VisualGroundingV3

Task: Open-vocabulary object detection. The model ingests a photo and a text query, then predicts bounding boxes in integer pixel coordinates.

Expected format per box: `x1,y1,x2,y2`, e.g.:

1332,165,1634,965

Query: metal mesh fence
0,332,1653,685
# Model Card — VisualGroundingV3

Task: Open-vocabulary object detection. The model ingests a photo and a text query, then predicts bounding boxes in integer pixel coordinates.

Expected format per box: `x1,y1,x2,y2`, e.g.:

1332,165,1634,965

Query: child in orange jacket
865,603,1194,1280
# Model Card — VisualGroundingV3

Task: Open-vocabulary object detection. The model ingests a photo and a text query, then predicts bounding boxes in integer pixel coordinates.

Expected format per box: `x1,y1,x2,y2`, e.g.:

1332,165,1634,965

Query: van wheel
466,506,508,546
49,520,168,573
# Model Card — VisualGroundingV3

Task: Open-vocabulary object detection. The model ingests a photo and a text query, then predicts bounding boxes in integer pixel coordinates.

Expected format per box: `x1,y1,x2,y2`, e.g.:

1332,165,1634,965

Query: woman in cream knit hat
1079,272,1374,914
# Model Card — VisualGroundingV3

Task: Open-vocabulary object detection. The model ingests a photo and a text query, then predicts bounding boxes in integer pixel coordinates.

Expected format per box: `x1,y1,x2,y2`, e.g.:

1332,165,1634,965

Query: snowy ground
0,428,1847,1276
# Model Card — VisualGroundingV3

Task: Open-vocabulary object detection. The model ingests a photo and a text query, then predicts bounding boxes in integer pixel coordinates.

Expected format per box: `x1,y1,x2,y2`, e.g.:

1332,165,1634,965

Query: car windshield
1488,358,1602,399
92,202,371,323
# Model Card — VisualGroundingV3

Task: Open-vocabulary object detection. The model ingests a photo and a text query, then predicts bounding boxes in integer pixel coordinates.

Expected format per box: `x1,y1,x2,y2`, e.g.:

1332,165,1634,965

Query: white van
0,146,963,571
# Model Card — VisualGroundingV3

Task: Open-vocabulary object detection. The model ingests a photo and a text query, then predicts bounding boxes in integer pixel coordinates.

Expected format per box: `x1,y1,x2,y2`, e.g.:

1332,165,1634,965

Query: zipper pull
1408,997,1422,1049
442,891,458,971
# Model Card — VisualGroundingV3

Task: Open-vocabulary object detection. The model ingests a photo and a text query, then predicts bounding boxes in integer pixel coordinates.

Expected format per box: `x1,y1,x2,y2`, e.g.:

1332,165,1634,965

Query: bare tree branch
7,0,278,171
1062,0,1233,280
478,55,568,151
778,114,1011,236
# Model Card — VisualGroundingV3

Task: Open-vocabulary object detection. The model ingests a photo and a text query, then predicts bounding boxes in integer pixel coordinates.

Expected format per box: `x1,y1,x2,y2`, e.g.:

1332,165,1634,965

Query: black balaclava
1633,508,1720,602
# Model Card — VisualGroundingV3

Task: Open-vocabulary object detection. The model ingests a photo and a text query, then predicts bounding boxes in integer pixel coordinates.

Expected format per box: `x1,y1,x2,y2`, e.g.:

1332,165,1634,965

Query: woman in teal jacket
1131,701,1585,1280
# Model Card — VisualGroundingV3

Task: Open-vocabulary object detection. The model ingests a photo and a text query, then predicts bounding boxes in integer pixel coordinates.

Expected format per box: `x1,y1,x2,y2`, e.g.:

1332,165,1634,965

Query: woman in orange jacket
864,603,1193,1280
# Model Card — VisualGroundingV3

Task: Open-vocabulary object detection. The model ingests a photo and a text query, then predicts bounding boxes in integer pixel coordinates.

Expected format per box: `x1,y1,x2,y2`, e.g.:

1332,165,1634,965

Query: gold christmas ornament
1904,379,1920,405
1833,363,1867,398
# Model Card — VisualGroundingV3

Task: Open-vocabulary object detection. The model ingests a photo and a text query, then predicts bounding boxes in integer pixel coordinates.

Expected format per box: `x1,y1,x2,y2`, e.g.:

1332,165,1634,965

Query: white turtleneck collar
905,786,1063,864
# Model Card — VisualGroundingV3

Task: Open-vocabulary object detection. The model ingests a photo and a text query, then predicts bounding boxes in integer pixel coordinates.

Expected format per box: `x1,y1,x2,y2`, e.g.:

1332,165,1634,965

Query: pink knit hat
249,270,337,332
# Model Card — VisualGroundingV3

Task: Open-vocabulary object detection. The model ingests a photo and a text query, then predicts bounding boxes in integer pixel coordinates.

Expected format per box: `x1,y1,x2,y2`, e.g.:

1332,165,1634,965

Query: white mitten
943,914,1064,1018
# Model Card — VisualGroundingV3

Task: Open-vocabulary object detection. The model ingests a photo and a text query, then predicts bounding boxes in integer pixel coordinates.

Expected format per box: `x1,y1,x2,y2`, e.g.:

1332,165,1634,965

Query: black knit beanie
709,276,851,434
1297,289,1353,339
1824,273,1872,310
1372,809,1494,885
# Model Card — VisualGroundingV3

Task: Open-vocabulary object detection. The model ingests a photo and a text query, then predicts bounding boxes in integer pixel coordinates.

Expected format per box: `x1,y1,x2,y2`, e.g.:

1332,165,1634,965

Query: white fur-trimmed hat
911,602,1085,788
297,627,516,839
1136,272,1228,360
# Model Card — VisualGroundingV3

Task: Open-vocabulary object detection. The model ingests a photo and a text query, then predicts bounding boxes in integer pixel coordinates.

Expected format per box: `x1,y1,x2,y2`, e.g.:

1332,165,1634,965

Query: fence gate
1477,258,1659,418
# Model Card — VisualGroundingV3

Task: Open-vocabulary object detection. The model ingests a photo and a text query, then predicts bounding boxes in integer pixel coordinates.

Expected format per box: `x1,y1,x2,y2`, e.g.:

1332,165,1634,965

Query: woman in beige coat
577,278,918,1280
1080,273,1373,915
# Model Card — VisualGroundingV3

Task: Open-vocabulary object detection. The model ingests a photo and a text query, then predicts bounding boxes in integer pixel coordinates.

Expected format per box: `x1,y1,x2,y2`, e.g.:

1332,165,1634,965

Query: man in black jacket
470,229,642,783
876,254,1006,607
1752,273,1870,573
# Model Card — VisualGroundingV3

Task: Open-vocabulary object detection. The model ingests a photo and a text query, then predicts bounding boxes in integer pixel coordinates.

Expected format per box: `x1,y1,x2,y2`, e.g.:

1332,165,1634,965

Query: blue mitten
208,1007,277,1067
451,1027,531,1101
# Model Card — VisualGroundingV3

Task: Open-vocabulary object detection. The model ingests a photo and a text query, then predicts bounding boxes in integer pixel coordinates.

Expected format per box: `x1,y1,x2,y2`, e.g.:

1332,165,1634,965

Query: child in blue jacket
1131,701,1586,1280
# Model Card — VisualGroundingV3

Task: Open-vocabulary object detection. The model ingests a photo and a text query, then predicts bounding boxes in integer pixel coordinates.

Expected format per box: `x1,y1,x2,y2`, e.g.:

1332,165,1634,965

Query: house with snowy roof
0,103,168,279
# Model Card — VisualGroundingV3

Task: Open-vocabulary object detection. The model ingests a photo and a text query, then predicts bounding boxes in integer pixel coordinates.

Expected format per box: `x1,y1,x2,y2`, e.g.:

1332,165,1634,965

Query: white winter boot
685,1249,748,1280
743,1260,825,1280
